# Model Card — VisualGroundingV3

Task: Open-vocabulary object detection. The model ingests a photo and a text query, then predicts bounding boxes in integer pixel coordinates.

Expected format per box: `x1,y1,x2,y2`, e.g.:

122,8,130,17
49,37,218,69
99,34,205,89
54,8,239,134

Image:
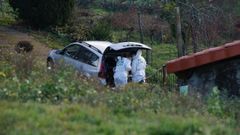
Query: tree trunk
192,28,198,53
176,7,184,57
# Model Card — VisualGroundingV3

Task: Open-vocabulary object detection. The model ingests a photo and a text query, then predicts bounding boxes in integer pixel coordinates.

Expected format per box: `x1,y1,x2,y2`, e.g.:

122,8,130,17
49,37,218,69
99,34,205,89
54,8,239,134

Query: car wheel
47,59,55,70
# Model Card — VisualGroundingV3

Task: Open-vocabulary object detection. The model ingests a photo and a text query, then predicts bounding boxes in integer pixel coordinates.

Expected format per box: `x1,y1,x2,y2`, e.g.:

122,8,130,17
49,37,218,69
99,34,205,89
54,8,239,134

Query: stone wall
176,56,240,96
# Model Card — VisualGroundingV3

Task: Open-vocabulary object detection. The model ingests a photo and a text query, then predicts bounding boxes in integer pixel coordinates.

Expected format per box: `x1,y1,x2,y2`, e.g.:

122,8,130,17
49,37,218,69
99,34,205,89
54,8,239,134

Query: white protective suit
131,50,147,83
114,56,131,87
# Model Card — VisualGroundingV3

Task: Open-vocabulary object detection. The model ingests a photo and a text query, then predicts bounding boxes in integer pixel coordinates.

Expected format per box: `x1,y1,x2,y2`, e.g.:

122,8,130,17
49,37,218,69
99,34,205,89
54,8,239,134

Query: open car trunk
99,42,151,86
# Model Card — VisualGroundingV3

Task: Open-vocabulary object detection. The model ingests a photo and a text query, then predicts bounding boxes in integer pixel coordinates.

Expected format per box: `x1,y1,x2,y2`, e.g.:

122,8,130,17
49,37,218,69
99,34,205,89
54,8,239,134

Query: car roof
70,41,151,54
82,41,112,54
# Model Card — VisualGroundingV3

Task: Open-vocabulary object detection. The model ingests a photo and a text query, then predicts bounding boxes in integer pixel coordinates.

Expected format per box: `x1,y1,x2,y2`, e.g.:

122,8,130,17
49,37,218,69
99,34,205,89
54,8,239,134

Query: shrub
90,20,112,41
9,0,74,28
146,66,160,84
15,41,33,53
52,8,94,41
207,87,224,117
76,0,94,8
52,8,112,41
54,23,91,41
0,0,17,25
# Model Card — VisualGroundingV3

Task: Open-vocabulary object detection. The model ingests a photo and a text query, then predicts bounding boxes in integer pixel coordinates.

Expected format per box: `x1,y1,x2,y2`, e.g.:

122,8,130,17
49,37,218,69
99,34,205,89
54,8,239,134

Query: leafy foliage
0,0,17,25
207,87,224,117
9,0,74,28
53,18,113,41
54,23,91,41
90,20,113,41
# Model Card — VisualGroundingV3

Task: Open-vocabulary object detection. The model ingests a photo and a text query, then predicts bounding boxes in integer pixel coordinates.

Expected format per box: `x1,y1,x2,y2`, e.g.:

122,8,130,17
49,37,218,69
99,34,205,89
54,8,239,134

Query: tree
9,0,74,28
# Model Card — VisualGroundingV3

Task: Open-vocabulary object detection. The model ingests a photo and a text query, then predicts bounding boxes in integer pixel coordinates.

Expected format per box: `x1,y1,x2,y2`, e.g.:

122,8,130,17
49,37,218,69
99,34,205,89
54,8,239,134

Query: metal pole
138,11,150,64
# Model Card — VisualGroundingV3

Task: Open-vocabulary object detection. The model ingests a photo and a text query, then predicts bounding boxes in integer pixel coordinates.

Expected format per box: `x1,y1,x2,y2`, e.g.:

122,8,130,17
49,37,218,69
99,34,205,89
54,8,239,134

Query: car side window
63,44,80,59
76,46,99,67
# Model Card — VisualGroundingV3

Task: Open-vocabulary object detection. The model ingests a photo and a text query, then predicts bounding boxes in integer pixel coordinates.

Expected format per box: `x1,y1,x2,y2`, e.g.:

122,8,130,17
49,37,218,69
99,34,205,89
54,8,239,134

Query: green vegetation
151,44,177,67
31,31,70,49
0,101,238,135
9,0,74,28
0,0,16,25
90,20,113,41
90,7,109,16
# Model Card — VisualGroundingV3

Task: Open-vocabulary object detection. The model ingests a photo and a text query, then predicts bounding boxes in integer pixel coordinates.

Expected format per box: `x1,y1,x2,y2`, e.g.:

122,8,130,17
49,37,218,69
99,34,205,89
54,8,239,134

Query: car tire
47,58,55,70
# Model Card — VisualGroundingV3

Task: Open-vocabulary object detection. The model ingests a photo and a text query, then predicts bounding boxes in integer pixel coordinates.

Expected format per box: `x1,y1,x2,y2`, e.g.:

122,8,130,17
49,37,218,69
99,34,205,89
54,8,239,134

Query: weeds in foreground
1,57,240,116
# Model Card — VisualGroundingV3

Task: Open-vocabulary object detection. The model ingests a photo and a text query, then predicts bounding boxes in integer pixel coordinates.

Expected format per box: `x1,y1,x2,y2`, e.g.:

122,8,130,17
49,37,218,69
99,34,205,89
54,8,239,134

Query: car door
61,44,83,69
75,46,100,77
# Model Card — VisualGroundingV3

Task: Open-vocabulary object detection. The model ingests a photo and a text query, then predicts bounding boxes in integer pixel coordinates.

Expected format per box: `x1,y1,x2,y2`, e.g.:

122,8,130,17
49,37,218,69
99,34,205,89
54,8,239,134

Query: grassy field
0,101,238,135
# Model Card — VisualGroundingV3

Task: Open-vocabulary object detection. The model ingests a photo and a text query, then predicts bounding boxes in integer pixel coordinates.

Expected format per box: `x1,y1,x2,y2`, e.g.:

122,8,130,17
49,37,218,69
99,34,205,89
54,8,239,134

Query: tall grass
0,101,238,135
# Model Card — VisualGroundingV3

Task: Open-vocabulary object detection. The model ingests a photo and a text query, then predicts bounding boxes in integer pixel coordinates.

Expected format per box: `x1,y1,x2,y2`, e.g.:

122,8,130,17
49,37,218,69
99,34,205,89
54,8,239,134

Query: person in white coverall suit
131,50,147,83
114,56,131,88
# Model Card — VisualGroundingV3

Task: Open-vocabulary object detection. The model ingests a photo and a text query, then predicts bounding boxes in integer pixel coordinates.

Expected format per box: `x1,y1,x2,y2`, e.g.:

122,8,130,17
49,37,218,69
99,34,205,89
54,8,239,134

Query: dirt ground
0,26,50,61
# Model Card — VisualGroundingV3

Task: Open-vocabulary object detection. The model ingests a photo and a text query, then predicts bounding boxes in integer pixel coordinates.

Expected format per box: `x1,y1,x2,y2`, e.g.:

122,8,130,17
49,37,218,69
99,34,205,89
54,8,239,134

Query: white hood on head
117,56,121,60
134,50,142,59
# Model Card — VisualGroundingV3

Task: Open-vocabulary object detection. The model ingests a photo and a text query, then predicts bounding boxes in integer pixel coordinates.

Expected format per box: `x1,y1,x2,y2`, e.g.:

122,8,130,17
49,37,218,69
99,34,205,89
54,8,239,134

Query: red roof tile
166,40,240,73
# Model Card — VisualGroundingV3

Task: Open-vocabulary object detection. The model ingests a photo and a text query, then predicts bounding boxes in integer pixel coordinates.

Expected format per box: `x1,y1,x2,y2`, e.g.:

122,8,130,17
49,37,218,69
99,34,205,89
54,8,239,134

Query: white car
47,41,151,86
